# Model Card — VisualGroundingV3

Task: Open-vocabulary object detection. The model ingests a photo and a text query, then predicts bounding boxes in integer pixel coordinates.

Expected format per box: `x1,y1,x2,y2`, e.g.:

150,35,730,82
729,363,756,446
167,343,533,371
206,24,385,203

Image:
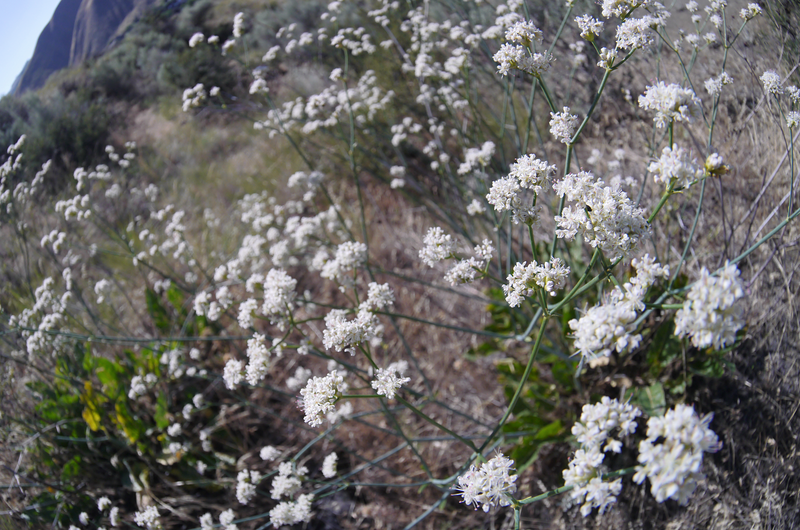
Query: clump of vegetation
1,1,798,529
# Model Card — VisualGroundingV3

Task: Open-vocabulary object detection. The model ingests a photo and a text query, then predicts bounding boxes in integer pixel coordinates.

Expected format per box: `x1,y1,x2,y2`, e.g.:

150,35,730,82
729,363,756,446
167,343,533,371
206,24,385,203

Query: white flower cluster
323,308,381,354
236,469,262,504
371,366,411,400
569,255,669,362
576,15,604,40
444,239,494,285
615,14,665,51
648,144,704,189
261,268,297,328
182,83,207,112
634,404,720,504
133,506,161,529
201,510,237,530
601,0,653,19
269,493,314,527
321,241,368,288
419,227,455,267
505,18,543,47
458,141,495,175
740,3,762,20
223,359,244,390
243,333,272,386
322,452,338,478
486,153,554,224
549,107,579,144
189,32,204,48
492,43,552,78
360,282,395,311
299,370,348,427
704,72,733,97
260,445,281,461
455,453,518,512
503,258,570,307
271,461,308,499
638,82,701,129
787,111,800,130
286,366,313,391
509,154,556,194
674,262,745,350
760,70,783,96
563,397,640,516
553,171,650,260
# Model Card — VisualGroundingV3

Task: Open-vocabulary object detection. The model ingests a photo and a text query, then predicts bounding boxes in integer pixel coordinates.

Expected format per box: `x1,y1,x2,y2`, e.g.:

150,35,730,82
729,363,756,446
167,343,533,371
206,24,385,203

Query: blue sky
0,0,63,95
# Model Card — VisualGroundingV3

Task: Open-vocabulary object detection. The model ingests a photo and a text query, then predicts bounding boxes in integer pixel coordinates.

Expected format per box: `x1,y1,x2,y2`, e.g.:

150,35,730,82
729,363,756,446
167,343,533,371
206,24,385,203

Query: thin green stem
478,317,548,453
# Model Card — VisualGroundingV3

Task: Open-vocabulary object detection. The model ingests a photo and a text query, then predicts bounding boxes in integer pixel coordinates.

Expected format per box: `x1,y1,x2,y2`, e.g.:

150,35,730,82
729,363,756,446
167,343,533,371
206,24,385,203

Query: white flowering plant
0,0,798,529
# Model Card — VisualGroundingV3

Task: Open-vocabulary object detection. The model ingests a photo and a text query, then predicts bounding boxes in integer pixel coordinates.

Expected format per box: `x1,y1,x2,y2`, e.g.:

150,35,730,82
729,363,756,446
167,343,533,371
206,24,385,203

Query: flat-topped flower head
740,3,762,20
371,366,411,400
569,255,667,361
760,70,783,96
503,258,570,306
456,453,518,512
634,404,720,504
492,44,552,77
553,171,650,260
576,15,604,41
419,227,455,266
299,370,348,427
649,144,703,189
509,154,555,193
550,107,579,144
674,262,745,350
134,506,161,529
505,19,543,47
639,82,701,128
322,452,338,478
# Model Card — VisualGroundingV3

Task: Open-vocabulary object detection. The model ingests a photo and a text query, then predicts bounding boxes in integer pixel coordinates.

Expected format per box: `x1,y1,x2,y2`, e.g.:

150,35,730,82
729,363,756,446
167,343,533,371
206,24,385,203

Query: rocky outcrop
13,0,161,95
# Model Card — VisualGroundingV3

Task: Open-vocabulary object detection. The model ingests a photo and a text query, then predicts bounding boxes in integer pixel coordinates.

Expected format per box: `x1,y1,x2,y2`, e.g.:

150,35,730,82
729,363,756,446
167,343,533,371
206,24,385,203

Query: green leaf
154,392,170,429
625,382,666,417
533,419,563,440
115,400,144,443
80,381,104,431
95,358,123,399
61,455,82,481
166,284,185,311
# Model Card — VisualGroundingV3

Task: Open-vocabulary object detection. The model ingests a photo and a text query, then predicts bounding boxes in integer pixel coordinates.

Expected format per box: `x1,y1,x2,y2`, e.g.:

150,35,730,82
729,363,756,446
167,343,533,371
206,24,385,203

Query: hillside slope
13,0,161,95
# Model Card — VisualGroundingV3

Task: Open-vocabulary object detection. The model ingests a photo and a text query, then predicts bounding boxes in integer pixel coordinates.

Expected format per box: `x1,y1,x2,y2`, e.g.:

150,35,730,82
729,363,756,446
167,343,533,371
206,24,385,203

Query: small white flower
299,371,349,427
97,497,111,512
633,404,720,504
260,445,281,461
674,262,745,350
133,506,161,529
549,107,579,144
649,144,703,189
455,453,518,512
236,469,262,504
419,227,455,266
322,452,338,478
638,82,701,129
740,3,762,20
189,33,204,48
223,359,244,390
371,367,411,400
760,70,783,96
